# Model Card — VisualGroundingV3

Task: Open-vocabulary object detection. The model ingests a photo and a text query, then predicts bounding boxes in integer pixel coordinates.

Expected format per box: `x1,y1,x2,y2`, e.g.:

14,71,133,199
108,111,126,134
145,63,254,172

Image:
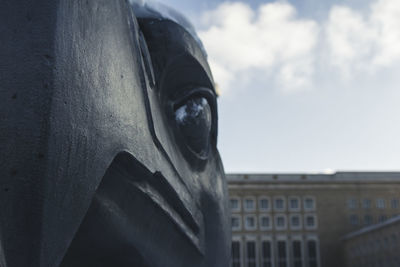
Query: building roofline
342,215,400,240
226,172,400,183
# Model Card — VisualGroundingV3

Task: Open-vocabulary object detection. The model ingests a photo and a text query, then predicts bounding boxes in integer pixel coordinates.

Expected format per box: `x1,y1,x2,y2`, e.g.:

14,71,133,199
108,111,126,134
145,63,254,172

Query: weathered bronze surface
0,1,230,266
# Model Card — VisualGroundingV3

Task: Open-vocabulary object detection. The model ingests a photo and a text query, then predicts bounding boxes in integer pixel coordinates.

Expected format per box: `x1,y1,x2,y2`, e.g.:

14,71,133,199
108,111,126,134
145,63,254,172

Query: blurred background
154,0,400,173
139,1,400,267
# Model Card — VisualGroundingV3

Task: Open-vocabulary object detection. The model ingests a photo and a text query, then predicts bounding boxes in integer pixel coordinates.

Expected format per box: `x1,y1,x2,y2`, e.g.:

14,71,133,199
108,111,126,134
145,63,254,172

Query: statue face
0,1,229,267
59,4,231,267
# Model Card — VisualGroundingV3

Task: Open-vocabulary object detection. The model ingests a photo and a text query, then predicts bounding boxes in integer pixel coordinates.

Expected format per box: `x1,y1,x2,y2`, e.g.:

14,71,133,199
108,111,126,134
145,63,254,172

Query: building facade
343,215,400,267
227,172,400,267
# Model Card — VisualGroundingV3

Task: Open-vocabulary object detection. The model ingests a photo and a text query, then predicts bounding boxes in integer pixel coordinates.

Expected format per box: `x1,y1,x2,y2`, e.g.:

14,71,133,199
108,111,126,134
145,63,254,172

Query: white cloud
326,0,400,76
325,6,377,75
198,1,318,93
198,0,400,93
371,0,400,65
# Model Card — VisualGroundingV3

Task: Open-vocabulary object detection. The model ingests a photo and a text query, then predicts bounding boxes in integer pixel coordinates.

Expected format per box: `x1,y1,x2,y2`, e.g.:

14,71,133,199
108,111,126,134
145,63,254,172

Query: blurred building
343,215,400,267
227,172,400,267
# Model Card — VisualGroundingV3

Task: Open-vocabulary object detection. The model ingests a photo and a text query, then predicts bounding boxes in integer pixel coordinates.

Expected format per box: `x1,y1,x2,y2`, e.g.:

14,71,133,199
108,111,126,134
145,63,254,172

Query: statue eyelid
171,87,216,112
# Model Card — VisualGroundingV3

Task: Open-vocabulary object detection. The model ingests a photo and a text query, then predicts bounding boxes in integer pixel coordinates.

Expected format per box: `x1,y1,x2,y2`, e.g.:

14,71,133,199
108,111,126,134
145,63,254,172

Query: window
376,198,385,209
307,240,319,267
232,241,241,267
261,240,273,267
260,215,272,230
391,199,399,209
369,240,374,252
246,240,257,267
275,214,287,230
378,215,387,223
292,240,303,267
230,198,240,212
244,198,255,212
347,198,358,209
290,214,302,230
259,197,270,211
245,215,257,230
391,234,397,248
232,215,241,231
289,197,301,211
349,214,359,226
376,239,382,250
364,214,373,225
304,197,316,211
362,199,371,209
274,197,286,211
384,236,389,247
305,214,317,229
277,240,288,267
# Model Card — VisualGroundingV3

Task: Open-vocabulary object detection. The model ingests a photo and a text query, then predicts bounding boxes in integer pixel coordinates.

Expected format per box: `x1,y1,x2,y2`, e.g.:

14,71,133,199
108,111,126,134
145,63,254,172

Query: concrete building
227,172,400,267
343,215,400,267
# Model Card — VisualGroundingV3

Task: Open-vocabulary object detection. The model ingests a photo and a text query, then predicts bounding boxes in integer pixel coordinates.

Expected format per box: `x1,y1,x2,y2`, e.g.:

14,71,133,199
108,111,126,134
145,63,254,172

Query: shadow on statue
0,0,230,266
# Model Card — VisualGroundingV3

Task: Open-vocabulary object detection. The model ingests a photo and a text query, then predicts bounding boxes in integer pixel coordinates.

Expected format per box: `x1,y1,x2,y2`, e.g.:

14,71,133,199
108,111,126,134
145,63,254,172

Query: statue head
0,0,230,266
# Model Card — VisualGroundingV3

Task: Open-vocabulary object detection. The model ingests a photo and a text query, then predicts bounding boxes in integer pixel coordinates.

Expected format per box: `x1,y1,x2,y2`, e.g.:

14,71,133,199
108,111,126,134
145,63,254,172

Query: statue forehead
130,0,208,57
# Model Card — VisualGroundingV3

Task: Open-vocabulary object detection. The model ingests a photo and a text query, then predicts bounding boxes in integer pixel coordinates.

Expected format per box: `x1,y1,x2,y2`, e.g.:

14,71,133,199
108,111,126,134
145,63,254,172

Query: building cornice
227,172,400,183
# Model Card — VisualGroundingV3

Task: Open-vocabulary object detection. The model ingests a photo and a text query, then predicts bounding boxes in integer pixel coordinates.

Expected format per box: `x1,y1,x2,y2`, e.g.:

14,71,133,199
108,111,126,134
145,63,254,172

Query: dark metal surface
0,0,230,266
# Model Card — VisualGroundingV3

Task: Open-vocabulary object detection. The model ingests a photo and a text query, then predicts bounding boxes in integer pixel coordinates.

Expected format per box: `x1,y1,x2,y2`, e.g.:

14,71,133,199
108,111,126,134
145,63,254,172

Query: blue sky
155,0,400,173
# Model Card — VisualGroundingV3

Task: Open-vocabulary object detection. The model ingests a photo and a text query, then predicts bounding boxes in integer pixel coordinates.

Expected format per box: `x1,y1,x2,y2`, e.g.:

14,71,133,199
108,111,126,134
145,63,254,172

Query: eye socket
174,96,212,159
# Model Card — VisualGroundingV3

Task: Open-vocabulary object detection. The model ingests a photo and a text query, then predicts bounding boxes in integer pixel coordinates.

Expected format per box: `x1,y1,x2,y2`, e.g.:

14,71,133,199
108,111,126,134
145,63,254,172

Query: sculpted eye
174,96,212,158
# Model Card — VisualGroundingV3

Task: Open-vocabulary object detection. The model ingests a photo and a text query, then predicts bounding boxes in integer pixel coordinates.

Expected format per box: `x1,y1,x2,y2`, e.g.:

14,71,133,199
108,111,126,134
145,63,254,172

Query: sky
154,0,400,173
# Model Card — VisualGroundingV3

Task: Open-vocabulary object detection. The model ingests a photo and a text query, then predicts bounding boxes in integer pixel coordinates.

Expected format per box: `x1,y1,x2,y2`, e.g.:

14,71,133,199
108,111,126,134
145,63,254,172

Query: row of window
232,214,318,231
347,198,399,210
349,214,399,226
348,232,400,258
231,196,316,213
232,236,320,267
347,257,400,267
